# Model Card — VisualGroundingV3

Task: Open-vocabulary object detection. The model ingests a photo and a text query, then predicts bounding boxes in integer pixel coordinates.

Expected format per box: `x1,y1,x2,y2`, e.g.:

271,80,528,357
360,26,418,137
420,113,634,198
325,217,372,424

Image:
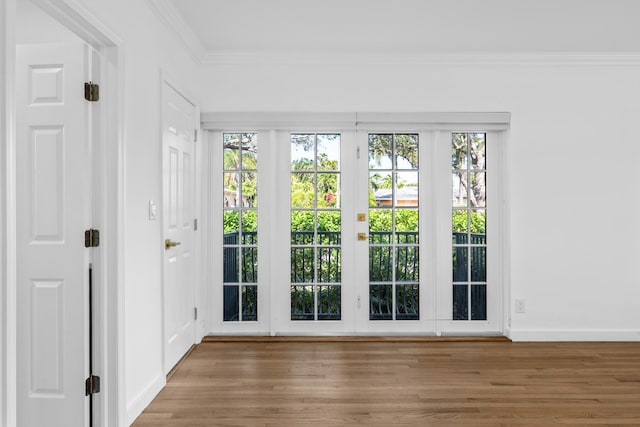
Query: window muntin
368,134,420,320
223,133,258,321
290,133,341,321
452,132,487,320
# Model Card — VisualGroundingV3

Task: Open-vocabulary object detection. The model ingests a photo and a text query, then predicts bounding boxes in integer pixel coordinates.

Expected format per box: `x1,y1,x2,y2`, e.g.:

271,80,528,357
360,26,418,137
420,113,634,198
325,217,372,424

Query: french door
354,131,433,334
210,126,503,335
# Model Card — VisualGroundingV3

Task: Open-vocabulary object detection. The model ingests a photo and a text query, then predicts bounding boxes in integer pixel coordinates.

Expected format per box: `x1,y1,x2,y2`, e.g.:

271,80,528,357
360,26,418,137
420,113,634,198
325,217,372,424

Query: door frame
1,0,125,425
434,129,507,335
202,112,511,337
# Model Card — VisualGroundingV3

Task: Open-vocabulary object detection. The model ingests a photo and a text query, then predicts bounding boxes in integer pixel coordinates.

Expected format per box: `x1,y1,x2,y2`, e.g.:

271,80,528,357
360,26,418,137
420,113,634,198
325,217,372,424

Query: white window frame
203,112,509,337
434,130,506,335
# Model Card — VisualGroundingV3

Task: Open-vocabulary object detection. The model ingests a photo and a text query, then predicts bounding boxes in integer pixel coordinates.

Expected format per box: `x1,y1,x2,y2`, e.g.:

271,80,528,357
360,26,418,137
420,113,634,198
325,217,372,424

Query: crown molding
146,0,206,63
201,51,640,67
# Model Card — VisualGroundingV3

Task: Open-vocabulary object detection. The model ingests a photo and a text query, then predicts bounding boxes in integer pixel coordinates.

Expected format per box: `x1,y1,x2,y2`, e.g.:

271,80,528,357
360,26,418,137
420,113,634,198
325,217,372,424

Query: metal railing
223,231,486,319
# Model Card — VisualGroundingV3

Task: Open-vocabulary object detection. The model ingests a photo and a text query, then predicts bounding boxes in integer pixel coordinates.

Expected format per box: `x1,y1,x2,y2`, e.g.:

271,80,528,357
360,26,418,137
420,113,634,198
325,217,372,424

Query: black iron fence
223,231,486,319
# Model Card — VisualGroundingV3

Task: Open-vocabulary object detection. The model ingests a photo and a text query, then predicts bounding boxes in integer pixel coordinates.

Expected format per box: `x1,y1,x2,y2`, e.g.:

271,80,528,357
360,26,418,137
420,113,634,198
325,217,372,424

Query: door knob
165,239,181,250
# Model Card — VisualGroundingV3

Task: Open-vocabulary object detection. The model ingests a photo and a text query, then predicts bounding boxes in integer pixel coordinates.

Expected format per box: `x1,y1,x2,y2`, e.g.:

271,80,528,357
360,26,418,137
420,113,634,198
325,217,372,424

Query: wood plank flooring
133,340,640,426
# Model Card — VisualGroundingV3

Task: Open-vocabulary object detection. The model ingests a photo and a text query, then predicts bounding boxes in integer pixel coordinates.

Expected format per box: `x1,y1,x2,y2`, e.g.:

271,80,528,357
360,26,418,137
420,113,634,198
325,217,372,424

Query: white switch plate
149,200,157,220
515,299,526,313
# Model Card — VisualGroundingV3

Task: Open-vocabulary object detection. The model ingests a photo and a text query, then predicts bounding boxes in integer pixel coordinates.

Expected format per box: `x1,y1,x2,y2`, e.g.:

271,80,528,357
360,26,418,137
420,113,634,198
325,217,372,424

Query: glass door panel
290,134,342,321
368,133,420,322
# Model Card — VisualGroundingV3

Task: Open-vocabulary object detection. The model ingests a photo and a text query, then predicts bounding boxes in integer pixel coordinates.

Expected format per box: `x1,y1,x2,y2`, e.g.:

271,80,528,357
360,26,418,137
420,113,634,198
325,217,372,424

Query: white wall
3,0,208,423
3,0,202,423
195,56,640,341
36,0,200,422
0,0,16,424
15,0,78,43
73,0,201,421
1,0,8,422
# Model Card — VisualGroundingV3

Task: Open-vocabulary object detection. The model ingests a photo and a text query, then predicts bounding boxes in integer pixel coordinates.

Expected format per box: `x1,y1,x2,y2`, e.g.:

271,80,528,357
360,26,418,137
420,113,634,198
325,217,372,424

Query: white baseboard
508,328,640,342
126,373,166,425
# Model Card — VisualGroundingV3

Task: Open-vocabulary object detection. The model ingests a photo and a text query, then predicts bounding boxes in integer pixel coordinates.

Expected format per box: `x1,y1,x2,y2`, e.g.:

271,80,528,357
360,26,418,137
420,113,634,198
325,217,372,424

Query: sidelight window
222,133,258,321
452,132,487,320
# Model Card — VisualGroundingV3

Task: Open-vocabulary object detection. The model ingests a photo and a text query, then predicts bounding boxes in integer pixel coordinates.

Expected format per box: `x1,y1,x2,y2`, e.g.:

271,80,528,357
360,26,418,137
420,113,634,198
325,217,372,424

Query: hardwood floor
133,340,640,426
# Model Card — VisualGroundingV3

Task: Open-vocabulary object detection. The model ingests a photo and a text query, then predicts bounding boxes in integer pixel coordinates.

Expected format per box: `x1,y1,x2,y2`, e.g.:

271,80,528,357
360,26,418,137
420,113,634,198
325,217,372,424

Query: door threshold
202,335,511,343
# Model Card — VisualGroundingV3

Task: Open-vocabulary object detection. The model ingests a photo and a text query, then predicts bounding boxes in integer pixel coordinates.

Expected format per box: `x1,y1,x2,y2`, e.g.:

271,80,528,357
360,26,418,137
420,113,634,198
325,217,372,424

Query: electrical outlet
515,299,526,314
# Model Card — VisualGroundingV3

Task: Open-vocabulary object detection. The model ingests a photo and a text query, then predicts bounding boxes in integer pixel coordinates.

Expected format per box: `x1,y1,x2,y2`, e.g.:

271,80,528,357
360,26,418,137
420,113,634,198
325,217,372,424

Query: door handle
165,239,181,250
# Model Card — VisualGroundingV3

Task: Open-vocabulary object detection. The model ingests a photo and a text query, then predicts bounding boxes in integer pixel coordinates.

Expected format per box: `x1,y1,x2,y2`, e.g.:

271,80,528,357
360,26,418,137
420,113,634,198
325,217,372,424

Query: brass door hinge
84,229,100,248
84,82,99,102
85,375,101,396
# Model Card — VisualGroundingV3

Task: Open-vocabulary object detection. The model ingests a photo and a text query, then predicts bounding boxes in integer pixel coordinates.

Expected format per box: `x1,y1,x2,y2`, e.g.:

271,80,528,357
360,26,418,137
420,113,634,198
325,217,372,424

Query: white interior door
16,42,90,427
162,81,196,373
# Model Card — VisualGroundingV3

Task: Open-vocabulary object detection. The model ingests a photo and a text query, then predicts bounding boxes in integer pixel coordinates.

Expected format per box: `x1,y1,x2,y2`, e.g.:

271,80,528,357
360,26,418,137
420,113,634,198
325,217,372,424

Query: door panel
17,43,89,427
358,131,431,334
289,133,342,322
162,82,196,373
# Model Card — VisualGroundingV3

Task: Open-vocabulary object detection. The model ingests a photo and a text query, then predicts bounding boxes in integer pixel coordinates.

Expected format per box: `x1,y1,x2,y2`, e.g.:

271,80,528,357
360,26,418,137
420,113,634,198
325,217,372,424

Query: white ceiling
167,0,640,56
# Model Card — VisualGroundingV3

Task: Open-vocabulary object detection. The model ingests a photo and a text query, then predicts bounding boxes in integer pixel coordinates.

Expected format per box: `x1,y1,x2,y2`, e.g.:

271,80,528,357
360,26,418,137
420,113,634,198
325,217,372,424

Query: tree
452,133,486,208
368,134,418,169
224,133,258,208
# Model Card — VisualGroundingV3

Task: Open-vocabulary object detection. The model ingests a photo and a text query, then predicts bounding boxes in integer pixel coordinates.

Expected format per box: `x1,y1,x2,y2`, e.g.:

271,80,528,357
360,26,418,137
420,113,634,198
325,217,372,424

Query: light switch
149,200,157,220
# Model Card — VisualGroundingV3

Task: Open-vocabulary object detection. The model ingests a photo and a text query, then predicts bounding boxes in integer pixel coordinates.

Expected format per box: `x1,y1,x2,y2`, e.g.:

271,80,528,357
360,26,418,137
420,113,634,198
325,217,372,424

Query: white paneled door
162,82,196,373
17,43,91,426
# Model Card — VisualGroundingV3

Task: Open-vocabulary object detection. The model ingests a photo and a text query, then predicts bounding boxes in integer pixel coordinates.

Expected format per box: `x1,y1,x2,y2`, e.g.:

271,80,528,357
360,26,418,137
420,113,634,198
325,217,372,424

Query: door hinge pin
194,218,198,231
194,129,198,142
194,307,198,320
